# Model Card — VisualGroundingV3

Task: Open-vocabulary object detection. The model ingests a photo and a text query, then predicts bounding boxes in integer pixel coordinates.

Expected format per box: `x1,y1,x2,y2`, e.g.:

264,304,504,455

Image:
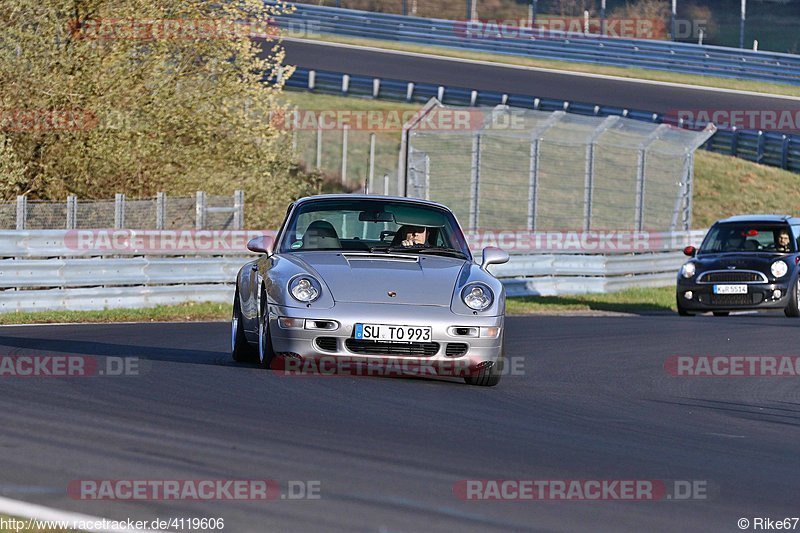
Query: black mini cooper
677,215,800,317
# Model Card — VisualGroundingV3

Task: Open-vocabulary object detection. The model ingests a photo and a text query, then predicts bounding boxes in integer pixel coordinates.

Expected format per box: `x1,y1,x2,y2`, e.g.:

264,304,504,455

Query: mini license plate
355,323,432,342
713,284,748,294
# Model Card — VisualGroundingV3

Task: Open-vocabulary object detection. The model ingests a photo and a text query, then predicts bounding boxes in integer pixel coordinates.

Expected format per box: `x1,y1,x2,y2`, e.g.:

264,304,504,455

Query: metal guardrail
275,3,800,85
284,67,800,173
0,230,704,311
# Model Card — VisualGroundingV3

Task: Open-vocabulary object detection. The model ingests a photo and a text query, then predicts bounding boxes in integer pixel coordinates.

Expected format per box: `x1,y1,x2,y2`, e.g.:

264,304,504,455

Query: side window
792,225,800,251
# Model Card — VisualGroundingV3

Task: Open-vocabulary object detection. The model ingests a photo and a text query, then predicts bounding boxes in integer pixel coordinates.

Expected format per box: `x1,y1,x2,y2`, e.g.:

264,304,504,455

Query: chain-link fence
6,191,244,230
404,102,715,232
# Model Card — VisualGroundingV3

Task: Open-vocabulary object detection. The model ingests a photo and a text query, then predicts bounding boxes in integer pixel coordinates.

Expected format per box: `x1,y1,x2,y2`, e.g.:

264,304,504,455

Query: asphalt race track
1,316,798,532
280,39,800,114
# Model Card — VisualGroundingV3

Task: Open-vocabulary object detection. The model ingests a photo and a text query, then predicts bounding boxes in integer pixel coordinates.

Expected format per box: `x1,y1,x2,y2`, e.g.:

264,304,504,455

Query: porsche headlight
462,283,493,311
680,262,696,279
289,276,321,303
771,260,788,278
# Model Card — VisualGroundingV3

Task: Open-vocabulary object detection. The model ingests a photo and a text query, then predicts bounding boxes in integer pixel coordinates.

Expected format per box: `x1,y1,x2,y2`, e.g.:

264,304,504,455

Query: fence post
584,116,618,231
156,192,166,230
66,195,77,229
233,189,244,230
341,124,349,184
195,191,206,230
527,111,565,231
469,131,482,231
114,193,125,229
424,155,431,201
383,174,389,196
368,133,376,193
15,196,26,231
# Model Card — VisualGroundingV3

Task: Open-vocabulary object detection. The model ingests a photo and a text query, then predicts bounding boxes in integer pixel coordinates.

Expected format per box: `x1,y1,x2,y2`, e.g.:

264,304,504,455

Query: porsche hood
287,252,465,306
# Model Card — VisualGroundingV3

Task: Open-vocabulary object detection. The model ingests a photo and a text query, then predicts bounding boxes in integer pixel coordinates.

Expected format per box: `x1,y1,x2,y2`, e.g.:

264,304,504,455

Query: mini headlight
289,277,320,302
681,262,696,279
462,283,493,311
771,260,788,278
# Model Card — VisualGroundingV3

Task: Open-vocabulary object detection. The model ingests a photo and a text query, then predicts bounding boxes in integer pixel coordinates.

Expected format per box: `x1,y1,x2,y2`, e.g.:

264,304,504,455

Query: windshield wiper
382,246,468,259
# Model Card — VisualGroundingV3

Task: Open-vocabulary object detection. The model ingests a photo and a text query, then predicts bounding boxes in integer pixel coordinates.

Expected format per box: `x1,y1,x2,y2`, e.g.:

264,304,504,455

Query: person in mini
776,229,791,252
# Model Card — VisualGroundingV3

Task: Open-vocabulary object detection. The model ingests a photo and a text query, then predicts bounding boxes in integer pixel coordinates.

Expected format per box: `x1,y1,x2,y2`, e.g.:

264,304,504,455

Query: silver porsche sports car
230,194,510,386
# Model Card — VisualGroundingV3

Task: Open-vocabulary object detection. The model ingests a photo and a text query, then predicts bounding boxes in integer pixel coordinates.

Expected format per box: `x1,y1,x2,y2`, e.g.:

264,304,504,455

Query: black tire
231,290,257,363
713,311,730,317
676,295,694,317
258,288,277,369
785,278,800,317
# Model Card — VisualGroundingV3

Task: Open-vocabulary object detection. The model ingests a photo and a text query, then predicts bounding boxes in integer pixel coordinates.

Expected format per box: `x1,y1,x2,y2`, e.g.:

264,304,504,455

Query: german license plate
713,284,748,294
355,323,432,342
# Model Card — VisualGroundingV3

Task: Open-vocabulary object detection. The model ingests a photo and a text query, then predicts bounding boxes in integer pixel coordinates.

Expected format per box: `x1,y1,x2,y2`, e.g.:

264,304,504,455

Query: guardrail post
372,78,381,98
308,70,315,90
781,135,790,169
15,196,26,230
469,131,482,231
66,195,77,229
114,193,125,229
233,190,244,230
756,130,765,162
730,127,739,156
406,83,414,102
195,191,206,230
341,74,350,94
156,192,166,230
341,124,349,184
383,174,389,196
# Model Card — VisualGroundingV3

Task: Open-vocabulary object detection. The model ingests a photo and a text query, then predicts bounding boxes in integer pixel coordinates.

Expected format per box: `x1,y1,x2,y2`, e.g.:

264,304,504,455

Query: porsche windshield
279,199,471,258
699,223,796,254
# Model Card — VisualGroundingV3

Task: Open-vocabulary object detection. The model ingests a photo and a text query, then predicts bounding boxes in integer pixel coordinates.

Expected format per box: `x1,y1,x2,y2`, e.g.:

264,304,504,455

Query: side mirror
683,245,696,257
247,236,273,255
481,246,509,270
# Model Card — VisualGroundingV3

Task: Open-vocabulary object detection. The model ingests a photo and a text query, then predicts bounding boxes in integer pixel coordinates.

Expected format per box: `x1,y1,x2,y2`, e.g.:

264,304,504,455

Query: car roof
293,194,452,211
716,214,800,224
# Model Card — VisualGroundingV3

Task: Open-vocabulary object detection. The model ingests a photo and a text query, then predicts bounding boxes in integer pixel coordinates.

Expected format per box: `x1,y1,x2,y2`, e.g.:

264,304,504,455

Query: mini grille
707,293,763,306
700,271,765,283
445,343,469,357
315,337,338,352
344,339,439,357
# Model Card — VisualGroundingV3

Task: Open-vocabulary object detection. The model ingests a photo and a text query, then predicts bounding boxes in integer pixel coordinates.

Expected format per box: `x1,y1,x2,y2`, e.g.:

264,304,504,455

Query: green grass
507,287,676,314
0,301,229,325
295,33,800,98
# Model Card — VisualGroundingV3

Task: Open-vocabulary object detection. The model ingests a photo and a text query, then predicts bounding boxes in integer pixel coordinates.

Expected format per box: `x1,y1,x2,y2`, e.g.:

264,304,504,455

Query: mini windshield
279,198,471,259
699,223,795,254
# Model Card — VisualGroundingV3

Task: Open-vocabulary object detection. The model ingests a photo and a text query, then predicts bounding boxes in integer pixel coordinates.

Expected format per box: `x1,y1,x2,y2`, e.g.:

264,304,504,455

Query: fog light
684,291,693,300
773,289,782,299
480,326,500,338
278,317,304,329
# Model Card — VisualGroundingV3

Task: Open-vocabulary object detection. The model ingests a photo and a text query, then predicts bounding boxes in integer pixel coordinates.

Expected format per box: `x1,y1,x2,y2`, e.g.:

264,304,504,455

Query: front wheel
258,290,277,369
677,295,694,317
785,278,800,317
231,290,257,363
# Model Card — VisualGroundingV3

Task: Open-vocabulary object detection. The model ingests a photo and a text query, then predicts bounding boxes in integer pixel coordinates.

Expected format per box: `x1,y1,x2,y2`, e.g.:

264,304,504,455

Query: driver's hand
401,239,413,247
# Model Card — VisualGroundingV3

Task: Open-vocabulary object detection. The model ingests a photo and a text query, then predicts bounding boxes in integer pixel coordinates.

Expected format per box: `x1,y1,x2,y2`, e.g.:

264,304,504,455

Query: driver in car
400,225,429,248
776,229,791,252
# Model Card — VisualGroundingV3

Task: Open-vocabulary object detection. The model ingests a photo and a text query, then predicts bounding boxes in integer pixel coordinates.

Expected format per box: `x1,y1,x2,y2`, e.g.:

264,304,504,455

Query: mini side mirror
683,245,696,257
